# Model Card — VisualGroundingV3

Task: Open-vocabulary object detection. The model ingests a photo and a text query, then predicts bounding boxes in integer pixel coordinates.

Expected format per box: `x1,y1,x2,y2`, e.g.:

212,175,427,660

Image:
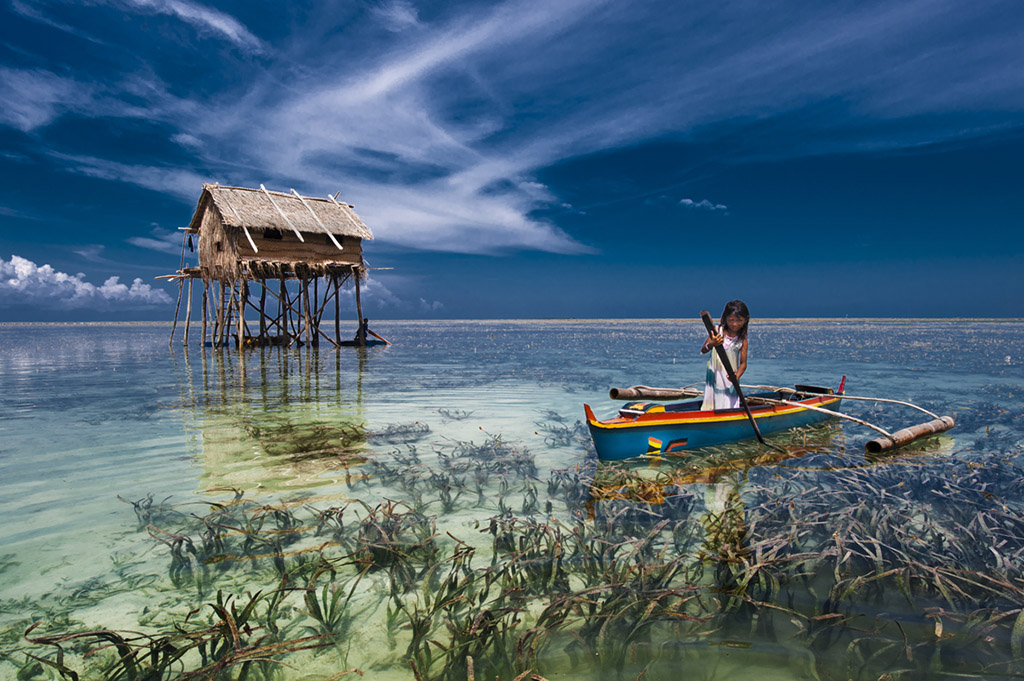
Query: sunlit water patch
0,320,1021,680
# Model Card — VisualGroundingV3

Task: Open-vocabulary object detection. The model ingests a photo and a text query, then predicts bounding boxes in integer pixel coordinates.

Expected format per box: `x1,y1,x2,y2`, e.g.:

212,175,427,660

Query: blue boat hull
585,386,842,461
339,339,388,347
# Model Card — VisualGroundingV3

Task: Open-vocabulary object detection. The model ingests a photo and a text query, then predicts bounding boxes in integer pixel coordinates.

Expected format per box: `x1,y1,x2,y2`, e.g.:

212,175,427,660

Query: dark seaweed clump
7,431,1024,681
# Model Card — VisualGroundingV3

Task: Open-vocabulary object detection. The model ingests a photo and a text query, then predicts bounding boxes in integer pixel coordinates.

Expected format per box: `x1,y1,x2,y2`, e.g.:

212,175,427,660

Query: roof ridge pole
291,188,344,251
327,194,371,240
260,184,305,242
220,191,259,254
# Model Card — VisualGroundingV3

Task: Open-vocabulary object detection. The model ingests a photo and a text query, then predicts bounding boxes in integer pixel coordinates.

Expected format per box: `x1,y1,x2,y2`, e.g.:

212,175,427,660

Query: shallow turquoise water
0,320,1021,680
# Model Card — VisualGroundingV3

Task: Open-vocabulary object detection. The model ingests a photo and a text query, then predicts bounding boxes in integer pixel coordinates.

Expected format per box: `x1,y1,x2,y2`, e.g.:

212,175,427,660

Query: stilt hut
166,183,376,348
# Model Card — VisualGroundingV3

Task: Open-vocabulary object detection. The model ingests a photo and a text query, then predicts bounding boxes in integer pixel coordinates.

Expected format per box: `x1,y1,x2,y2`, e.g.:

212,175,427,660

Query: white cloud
0,68,92,132
118,0,264,52
0,65,194,132
0,255,173,308
680,198,728,212
419,297,444,312
370,0,420,32
337,276,402,309
127,226,188,255
9,0,1024,256
11,0,105,42
53,153,209,200
72,244,108,261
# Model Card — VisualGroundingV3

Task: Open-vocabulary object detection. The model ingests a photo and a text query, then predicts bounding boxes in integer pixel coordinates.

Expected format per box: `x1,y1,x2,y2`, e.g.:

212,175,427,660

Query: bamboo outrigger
590,381,955,458
161,184,383,349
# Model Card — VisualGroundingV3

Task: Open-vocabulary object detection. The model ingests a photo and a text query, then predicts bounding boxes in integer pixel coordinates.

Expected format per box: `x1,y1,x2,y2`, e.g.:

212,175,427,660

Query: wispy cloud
370,0,420,33
0,65,193,132
126,226,187,255
0,255,173,308
72,244,108,262
52,153,209,200
5,0,1023,257
117,0,264,52
0,68,93,132
10,0,106,43
680,198,728,213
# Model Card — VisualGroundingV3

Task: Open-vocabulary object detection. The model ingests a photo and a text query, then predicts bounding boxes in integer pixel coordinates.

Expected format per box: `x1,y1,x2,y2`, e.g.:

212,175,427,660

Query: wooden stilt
334,275,341,342
280,278,289,343
169,277,183,346
354,268,365,346
259,282,267,343
237,277,245,349
201,281,208,347
169,233,187,346
219,281,230,347
313,276,320,345
184,276,193,345
303,277,314,346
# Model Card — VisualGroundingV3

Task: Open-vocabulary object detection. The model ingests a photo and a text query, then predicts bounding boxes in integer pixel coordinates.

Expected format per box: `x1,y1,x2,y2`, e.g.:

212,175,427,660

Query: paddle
700,310,767,446
367,329,392,345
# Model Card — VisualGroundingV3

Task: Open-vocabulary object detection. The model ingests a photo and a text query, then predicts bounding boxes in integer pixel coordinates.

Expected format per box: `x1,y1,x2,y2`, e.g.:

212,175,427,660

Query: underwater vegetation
7,420,1024,681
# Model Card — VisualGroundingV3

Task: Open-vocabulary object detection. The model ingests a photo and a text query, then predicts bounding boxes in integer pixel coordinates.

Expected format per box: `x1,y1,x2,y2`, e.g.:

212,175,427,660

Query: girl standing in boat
700,300,749,411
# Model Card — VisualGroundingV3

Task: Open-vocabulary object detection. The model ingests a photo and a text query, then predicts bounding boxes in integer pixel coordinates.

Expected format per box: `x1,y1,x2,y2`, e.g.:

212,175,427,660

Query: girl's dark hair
720,300,750,339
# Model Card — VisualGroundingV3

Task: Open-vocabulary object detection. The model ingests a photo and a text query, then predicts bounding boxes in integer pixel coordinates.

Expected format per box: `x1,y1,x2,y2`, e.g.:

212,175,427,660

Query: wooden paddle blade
865,416,955,453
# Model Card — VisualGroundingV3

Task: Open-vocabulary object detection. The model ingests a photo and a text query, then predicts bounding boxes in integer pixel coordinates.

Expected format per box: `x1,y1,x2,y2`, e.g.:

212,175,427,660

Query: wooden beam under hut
164,263,360,349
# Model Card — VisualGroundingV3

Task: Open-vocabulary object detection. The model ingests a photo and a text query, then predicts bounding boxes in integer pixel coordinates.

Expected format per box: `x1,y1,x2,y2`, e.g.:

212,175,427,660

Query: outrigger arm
606,383,955,454
742,395,955,454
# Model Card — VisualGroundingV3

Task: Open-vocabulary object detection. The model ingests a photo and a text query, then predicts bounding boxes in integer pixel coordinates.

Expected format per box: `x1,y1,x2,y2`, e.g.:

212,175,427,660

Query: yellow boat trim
589,397,840,430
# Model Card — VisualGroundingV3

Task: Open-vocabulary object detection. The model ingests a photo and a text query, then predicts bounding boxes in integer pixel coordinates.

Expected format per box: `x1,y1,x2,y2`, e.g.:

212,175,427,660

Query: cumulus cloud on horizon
0,255,173,308
680,198,728,212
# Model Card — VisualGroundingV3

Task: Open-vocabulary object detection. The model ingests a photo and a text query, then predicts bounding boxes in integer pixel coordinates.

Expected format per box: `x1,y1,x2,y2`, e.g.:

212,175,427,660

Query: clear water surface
0,320,1021,680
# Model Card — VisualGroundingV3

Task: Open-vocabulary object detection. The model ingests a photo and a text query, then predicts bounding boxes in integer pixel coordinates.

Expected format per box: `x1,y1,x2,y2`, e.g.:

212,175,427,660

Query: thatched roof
187,183,373,240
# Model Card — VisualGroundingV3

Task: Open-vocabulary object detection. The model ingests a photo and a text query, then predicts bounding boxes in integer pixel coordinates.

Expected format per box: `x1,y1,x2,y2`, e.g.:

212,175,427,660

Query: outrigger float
584,377,956,462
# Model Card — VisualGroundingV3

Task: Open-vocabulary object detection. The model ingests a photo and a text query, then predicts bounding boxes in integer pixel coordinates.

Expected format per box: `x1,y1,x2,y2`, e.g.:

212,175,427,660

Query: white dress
701,330,743,411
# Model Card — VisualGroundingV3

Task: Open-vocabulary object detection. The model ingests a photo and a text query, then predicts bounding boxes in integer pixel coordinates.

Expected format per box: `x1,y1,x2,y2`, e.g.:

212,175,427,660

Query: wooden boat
339,339,388,347
584,380,845,461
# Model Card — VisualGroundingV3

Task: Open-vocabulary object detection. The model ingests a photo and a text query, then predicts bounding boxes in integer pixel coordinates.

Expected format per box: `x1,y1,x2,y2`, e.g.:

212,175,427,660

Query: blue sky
1,0,1022,321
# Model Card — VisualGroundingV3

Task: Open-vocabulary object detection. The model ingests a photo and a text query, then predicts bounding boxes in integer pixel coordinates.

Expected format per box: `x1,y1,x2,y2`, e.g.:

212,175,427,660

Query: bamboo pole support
354,267,365,345
280,279,289,343
309,276,318,345
301,276,313,346
334,274,341,343
169,278,183,346
184,276,193,345
303,277,313,346
259,282,267,342
201,281,208,347
237,278,245,349
168,232,188,346
220,281,231,347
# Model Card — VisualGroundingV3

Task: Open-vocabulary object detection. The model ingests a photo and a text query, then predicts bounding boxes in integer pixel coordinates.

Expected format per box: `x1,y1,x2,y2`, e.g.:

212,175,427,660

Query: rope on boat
740,385,942,420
